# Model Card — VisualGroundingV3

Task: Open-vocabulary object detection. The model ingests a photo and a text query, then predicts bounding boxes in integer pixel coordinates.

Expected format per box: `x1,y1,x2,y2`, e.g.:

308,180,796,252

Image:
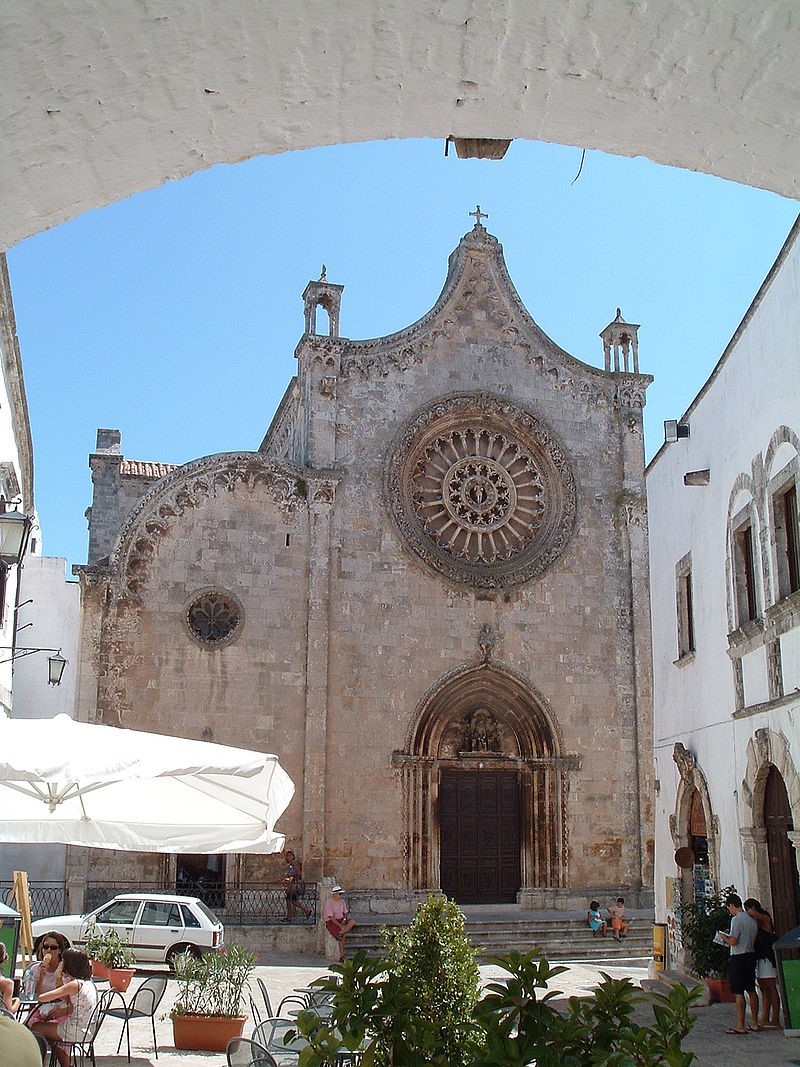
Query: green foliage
292,895,481,1067
169,944,255,1018
383,895,480,1066
84,925,135,969
678,885,735,979
290,912,701,1067
472,953,699,1067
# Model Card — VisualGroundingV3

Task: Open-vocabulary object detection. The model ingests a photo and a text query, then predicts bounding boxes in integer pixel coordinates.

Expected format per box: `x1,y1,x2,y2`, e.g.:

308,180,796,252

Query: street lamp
0,502,63,684
0,504,30,566
0,646,68,684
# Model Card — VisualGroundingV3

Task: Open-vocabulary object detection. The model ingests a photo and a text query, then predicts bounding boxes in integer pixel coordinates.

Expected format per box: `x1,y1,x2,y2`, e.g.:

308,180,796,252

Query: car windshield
195,900,220,925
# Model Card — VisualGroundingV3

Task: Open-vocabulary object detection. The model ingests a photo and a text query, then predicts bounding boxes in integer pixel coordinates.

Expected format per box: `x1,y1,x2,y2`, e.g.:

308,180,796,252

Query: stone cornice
297,230,652,408
109,452,312,601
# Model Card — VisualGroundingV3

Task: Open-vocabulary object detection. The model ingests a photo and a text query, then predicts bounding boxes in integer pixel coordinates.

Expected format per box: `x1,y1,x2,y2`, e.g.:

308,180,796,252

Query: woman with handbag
282,850,311,922
744,898,782,1029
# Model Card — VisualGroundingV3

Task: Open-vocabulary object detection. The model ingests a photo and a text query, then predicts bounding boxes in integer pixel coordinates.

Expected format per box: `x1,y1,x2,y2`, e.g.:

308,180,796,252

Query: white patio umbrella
0,713,294,853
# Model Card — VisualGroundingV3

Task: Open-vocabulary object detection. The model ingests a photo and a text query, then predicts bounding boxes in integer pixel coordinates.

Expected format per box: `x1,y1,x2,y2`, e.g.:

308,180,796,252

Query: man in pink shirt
324,885,357,961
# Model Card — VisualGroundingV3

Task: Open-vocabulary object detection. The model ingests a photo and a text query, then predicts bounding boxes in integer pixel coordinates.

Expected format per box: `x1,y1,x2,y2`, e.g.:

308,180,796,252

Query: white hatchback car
32,892,225,965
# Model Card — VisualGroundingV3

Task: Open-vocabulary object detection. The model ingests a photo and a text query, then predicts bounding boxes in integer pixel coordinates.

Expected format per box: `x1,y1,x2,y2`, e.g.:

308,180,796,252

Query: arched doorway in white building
743,730,800,935
671,743,719,907
764,767,800,935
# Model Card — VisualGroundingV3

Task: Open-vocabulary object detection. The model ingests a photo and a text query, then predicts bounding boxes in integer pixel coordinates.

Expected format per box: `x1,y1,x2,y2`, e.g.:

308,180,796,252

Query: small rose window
185,591,242,646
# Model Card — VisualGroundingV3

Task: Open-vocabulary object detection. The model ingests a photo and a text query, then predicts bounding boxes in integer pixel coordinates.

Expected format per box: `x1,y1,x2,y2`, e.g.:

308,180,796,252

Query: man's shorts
729,952,757,994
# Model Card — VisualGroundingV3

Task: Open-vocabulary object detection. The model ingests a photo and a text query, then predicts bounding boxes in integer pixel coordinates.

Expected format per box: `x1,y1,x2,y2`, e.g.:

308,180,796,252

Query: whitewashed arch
1,1,799,251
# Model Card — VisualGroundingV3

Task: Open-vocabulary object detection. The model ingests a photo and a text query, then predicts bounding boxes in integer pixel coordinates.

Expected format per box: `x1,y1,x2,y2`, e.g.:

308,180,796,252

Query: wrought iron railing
2,882,67,920
3,881,317,926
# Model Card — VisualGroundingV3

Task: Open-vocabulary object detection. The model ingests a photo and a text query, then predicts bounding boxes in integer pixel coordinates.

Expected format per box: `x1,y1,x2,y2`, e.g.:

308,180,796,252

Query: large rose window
385,394,576,589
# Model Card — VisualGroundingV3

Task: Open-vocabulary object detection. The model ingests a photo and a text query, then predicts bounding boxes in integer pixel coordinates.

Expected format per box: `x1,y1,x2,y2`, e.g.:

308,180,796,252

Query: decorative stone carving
385,393,577,590
112,453,308,599
672,742,697,784
477,623,496,661
184,589,243,648
459,708,502,753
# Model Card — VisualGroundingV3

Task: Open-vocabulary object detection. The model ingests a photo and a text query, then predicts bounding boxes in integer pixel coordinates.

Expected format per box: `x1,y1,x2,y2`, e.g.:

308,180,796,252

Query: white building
649,216,800,948
0,255,34,713
0,258,79,885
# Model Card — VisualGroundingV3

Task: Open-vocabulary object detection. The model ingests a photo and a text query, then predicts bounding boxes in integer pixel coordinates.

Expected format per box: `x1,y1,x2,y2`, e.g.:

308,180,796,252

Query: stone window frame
769,464,800,603
674,551,696,664
730,500,761,629
183,587,244,649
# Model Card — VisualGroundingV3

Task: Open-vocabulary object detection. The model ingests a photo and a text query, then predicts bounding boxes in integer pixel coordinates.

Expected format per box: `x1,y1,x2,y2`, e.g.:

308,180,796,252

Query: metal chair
30,1029,54,1066
275,993,309,1016
58,987,116,1067
227,1035,280,1066
104,974,168,1061
249,991,264,1031
256,976,274,1018
251,1017,308,1064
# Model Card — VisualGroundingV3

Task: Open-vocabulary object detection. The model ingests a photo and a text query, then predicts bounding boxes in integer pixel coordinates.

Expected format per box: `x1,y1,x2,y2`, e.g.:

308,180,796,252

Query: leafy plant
382,895,480,1066
84,926,135,969
290,912,701,1067
678,884,735,979
169,945,255,1019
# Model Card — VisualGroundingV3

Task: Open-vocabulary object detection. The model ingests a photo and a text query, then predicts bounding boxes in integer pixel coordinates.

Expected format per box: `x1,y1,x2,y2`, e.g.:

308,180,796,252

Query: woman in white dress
29,949,98,1067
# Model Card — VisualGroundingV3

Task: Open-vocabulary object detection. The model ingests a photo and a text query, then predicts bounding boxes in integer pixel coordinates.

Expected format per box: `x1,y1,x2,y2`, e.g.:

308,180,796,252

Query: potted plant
84,925,112,980
84,926,137,990
678,884,736,1002
169,944,255,1051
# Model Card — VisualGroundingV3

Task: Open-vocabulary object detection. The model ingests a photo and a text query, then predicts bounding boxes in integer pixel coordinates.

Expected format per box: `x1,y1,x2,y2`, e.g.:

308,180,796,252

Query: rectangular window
734,522,758,625
675,554,695,659
775,483,800,597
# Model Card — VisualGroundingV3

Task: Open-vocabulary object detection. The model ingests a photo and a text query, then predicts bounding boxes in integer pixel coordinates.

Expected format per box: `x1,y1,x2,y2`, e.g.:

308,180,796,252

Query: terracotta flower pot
90,959,109,980
171,1014,247,1052
706,977,735,1003
108,967,136,992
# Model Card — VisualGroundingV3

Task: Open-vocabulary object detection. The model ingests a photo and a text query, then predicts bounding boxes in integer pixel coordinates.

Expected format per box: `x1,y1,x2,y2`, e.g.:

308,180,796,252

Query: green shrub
291,909,700,1067
678,885,735,979
382,895,480,1066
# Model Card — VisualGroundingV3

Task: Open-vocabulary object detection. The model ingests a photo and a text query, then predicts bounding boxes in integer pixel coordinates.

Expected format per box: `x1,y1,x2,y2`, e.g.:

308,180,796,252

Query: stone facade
74,222,654,909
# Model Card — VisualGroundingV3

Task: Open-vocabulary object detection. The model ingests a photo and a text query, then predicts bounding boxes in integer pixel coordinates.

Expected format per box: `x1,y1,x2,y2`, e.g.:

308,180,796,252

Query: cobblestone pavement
82,953,800,1066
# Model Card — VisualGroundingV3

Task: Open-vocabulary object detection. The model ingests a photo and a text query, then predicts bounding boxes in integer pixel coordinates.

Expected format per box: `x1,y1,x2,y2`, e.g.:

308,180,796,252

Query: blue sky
7,137,798,571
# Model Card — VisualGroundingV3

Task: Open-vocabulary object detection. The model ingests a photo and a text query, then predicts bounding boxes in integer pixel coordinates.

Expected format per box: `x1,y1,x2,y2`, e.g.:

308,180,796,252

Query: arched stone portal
394,663,579,904
670,742,720,903
742,729,800,933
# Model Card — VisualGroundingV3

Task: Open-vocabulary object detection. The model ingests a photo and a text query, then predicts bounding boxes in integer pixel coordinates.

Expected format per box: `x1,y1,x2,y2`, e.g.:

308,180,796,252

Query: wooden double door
765,766,800,935
439,769,521,904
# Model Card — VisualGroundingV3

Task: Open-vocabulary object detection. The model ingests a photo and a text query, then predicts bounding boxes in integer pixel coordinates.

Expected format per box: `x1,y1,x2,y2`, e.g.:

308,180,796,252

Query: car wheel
166,943,201,969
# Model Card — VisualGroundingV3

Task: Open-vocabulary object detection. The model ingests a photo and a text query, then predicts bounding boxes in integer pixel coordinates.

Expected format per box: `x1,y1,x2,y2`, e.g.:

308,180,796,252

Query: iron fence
3,881,317,926
1,882,67,920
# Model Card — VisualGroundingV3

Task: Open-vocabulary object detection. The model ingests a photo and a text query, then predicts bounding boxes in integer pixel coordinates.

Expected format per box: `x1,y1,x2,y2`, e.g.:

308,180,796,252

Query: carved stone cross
469,205,488,228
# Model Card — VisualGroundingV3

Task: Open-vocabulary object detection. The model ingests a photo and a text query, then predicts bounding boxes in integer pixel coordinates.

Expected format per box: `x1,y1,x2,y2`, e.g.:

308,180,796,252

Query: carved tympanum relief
385,393,577,589
438,707,513,758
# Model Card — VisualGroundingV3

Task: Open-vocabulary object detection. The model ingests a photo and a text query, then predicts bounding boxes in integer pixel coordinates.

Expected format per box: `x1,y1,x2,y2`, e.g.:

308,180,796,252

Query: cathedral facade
74,221,654,910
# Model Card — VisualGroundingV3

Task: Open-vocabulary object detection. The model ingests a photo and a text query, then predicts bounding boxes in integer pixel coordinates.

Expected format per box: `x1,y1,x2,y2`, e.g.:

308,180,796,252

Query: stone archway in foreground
1,1,798,251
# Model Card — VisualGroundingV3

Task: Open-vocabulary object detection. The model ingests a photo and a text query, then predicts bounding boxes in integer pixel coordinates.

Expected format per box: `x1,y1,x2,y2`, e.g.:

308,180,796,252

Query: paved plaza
72,951,800,1067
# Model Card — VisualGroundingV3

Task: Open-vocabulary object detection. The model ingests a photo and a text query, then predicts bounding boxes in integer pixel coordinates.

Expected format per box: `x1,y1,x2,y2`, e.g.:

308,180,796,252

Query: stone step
346,916,653,961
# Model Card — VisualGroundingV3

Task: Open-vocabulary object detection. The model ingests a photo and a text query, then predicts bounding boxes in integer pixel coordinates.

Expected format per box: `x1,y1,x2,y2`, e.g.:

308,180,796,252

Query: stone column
740,826,769,905
301,476,339,880
614,378,654,893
